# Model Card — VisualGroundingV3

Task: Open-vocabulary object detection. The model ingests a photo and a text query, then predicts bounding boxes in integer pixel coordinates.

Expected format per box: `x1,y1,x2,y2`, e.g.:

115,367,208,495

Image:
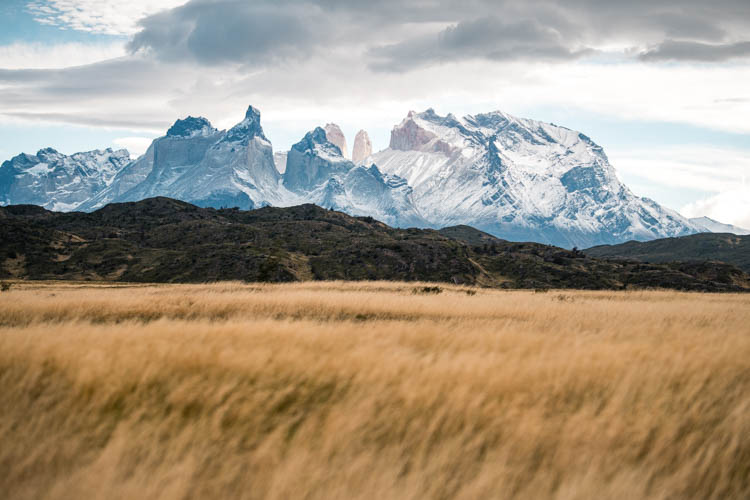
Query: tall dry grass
1,282,749,499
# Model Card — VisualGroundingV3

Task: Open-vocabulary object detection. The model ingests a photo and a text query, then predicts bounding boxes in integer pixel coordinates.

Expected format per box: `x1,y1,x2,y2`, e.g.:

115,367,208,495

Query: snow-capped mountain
62,107,421,226
371,109,700,247
82,106,292,210
689,217,750,235
165,106,288,209
284,127,427,227
0,147,130,211
0,104,739,247
80,117,222,210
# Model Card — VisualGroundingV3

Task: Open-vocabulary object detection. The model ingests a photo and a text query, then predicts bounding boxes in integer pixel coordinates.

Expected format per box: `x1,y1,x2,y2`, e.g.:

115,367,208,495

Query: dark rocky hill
1,197,748,291
585,233,750,273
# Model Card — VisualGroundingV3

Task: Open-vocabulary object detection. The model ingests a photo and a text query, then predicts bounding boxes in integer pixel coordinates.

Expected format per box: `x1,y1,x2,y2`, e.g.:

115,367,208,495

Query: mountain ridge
585,232,750,273
0,104,737,248
372,108,700,247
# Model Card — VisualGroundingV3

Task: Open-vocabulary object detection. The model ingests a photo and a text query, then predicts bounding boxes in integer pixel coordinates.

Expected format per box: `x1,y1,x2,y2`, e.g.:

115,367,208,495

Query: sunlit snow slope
372,109,699,247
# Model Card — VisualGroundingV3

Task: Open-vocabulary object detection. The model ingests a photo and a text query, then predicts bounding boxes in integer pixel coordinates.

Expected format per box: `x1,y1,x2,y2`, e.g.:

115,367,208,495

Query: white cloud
0,42,126,69
26,0,190,35
611,146,750,228
682,187,750,229
113,136,154,156
608,146,750,194
500,62,750,136
2,55,750,149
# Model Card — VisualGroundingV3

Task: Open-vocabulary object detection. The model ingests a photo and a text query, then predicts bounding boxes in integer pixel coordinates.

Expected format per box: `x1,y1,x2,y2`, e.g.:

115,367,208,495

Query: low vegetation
2,197,749,291
2,281,749,499
586,232,750,272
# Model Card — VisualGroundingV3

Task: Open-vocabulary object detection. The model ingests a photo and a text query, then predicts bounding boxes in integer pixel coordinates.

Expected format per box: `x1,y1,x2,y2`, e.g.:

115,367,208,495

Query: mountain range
1,105,745,248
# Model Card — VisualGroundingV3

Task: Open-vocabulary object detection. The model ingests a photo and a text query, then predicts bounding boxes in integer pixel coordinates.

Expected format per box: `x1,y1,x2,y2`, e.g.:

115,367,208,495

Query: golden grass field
1,281,749,499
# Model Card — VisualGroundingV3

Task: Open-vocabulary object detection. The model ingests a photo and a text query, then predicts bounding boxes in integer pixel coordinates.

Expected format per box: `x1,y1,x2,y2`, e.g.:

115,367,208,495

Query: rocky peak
109,149,132,161
291,127,347,160
283,127,352,194
4,153,38,170
222,105,267,144
389,114,436,151
466,111,511,131
293,127,328,153
35,148,69,165
323,123,348,158
352,130,373,164
36,147,60,157
166,116,215,138
273,151,288,174
245,105,261,122
389,111,455,154
419,108,442,122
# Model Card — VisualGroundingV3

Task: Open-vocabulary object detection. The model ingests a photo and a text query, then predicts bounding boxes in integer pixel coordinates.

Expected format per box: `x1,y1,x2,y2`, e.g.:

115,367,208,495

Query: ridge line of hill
1,197,748,292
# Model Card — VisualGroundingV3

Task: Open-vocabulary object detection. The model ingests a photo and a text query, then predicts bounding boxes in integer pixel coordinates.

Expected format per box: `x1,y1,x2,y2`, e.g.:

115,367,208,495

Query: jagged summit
76,104,281,212
283,126,426,227
291,127,347,160
222,105,267,144
352,130,373,164
389,110,456,154
245,104,261,120
284,127,350,194
323,123,348,159
293,127,328,150
166,116,216,138
36,147,60,157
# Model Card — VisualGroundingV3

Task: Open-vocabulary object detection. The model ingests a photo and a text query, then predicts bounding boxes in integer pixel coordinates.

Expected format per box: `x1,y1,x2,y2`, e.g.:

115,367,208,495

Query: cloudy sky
1,0,749,226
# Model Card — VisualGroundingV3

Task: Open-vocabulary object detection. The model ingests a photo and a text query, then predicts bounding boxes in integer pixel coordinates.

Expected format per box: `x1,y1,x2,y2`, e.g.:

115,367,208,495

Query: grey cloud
368,17,592,72
653,12,727,42
714,97,749,103
123,0,750,71
2,112,169,131
0,57,194,131
0,58,183,98
640,40,750,62
129,1,331,66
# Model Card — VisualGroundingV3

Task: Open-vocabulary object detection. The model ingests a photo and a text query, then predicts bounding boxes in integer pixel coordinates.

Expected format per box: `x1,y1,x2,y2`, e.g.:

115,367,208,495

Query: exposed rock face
352,130,373,165
273,151,288,173
323,123,348,159
166,116,215,138
0,147,130,211
389,110,450,153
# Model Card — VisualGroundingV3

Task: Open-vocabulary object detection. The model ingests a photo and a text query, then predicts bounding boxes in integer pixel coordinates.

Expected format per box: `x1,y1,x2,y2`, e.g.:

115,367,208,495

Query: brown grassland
1,281,749,499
